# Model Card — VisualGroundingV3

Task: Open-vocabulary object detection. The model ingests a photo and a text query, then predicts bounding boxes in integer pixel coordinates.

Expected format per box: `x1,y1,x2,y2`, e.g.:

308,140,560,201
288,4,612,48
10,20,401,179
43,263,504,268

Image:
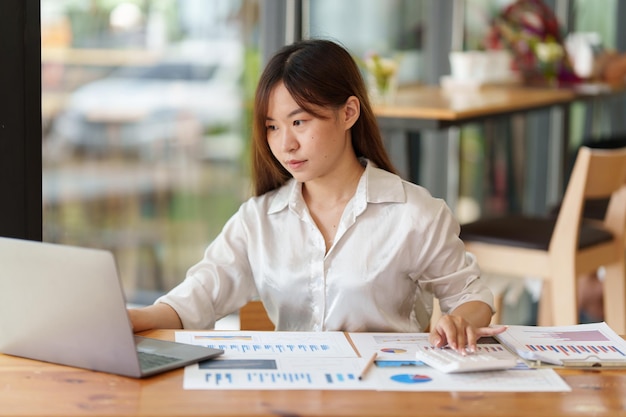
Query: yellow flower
535,41,564,63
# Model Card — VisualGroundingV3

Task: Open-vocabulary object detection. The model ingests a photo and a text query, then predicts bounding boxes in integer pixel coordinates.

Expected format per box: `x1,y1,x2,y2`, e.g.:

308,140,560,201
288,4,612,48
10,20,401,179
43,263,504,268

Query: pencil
358,352,378,380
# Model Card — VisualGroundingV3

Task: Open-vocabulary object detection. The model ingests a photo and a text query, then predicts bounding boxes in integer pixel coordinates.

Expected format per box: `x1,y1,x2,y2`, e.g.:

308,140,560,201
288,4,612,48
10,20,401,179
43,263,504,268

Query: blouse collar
267,160,406,216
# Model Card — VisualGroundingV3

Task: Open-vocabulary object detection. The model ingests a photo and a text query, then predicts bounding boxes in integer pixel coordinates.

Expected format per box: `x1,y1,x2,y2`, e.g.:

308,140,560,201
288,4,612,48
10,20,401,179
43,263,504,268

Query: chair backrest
551,146,626,253
239,300,274,331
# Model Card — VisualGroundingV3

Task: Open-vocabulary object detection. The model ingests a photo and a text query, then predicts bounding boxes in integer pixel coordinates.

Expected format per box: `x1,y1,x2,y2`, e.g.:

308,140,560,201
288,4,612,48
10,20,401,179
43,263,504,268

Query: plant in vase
362,53,399,105
483,0,580,87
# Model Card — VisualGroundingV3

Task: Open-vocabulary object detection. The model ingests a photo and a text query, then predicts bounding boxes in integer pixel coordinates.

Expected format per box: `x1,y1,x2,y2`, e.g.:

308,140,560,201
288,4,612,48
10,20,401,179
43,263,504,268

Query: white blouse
157,161,494,332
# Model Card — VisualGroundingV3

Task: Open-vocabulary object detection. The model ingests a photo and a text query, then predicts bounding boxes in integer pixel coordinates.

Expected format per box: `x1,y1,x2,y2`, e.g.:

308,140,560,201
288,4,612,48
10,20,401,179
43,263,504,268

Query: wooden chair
239,300,274,331
460,146,626,333
240,300,439,332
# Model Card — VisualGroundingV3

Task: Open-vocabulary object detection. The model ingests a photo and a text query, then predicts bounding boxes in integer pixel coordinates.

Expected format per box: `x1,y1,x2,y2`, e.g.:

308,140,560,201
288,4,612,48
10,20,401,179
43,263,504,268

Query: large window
41,0,260,305
34,0,625,309
38,0,428,306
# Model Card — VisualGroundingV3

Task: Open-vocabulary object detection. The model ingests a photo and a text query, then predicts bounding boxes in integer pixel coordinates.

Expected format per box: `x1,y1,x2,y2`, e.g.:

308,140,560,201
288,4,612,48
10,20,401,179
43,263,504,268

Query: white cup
450,50,512,82
449,51,474,80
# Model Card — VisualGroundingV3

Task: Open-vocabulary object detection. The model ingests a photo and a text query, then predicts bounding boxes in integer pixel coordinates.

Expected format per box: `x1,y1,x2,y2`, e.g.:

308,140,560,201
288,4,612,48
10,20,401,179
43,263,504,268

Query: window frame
0,0,42,239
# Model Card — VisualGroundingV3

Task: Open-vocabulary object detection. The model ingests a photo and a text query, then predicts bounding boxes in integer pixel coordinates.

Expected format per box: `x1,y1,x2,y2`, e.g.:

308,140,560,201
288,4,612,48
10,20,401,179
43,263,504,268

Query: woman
129,39,504,352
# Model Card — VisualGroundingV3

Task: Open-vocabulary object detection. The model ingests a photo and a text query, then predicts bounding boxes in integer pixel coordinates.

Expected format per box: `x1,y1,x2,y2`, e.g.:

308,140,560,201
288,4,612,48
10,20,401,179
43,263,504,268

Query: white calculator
415,346,518,373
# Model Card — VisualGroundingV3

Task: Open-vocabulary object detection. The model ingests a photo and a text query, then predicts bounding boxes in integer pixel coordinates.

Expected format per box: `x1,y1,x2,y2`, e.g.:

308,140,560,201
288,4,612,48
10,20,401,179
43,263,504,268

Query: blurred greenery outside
42,0,261,301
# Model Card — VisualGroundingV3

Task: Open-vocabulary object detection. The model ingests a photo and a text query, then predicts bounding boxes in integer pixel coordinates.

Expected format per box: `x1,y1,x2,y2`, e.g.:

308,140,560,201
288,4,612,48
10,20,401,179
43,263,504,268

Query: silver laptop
0,237,223,378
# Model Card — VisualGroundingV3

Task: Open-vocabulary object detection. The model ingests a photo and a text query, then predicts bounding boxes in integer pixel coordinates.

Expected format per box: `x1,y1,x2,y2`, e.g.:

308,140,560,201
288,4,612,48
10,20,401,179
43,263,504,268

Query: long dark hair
251,38,397,196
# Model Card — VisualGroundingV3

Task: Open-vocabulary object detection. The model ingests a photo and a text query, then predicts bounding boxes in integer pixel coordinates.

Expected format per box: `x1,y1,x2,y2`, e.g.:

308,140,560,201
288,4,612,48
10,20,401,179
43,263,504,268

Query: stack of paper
175,330,572,392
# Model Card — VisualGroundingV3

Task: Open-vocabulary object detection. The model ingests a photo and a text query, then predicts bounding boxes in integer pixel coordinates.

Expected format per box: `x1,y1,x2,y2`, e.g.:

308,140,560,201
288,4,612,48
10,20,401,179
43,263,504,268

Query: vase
367,71,398,106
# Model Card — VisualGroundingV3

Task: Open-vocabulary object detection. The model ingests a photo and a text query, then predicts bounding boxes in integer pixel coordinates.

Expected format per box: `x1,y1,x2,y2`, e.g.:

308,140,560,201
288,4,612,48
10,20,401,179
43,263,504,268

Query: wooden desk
2,330,626,417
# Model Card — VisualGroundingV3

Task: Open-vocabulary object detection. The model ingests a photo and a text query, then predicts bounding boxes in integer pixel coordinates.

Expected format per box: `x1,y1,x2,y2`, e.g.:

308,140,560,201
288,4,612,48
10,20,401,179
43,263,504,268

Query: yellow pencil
358,352,378,380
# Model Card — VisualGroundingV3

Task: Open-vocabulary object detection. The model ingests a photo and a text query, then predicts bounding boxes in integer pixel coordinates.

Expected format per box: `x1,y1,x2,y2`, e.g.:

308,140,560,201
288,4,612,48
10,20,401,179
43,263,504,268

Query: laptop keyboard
138,351,180,369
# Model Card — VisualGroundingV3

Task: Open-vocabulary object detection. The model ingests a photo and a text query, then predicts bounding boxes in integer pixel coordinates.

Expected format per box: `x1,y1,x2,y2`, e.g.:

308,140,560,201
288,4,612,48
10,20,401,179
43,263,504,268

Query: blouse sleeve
419,202,495,315
155,208,259,329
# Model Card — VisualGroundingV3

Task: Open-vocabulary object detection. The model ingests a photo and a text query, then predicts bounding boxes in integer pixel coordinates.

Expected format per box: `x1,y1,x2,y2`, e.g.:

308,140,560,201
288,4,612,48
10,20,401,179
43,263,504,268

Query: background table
1,329,626,417
375,84,576,130
374,84,579,215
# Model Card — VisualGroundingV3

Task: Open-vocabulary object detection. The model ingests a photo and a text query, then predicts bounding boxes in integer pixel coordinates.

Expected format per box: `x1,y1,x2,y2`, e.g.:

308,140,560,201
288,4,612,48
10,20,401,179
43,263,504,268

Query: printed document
176,331,374,390
348,332,570,392
495,322,626,367
177,331,570,392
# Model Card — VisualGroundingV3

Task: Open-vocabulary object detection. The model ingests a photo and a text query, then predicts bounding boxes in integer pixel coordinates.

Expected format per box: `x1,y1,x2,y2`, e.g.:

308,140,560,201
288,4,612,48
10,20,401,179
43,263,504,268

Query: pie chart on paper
380,347,407,354
390,374,432,384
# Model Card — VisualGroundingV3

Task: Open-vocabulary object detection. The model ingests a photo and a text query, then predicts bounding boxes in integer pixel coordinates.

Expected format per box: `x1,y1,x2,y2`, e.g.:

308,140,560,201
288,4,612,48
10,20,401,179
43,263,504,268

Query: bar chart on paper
195,339,332,355
191,370,363,389
176,331,375,390
524,331,626,357
184,356,371,390
176,331,358,357
495,322,626,365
